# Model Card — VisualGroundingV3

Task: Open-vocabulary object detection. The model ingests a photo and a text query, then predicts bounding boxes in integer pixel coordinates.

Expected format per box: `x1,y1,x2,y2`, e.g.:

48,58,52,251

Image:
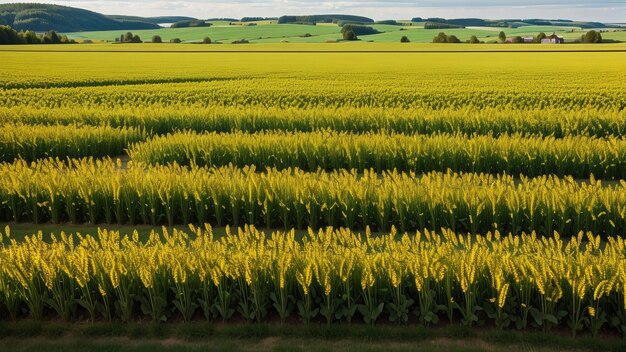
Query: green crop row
0,124,145,162
129,130,626,179
2,106,624,138
0,225,624,337
1,159,625,235
2,78,624,111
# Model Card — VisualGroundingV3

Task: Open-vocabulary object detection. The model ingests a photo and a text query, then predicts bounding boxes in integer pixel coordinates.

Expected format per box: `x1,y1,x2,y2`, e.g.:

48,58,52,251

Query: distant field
1,46,625,87
66,23,342,43
3,43,626,53
63,22,626,43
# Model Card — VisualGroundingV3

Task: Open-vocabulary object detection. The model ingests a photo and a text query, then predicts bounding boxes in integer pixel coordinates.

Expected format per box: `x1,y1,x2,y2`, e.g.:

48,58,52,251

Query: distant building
504,36,534,43
505,37,514,43
541,33,564,44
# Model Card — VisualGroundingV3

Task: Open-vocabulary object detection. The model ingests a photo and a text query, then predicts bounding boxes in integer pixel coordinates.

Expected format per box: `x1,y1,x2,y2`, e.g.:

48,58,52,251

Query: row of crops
128,130,626,178
1,50,625,329
3,106,625,138
3,84,625,111
1,225,625,337
1,159,624,235
4,126,626,178
0,124,144,162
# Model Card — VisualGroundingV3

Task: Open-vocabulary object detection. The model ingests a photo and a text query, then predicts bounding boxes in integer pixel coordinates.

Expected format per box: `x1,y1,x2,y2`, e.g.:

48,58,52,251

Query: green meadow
64,22,626,43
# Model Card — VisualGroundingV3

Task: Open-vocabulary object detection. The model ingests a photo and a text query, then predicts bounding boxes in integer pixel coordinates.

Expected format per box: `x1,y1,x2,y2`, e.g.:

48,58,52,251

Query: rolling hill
0,3,160,32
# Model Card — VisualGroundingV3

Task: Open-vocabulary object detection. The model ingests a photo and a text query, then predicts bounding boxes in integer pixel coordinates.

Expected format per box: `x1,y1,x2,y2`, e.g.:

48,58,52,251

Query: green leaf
545,314,558,325
529,308,543,326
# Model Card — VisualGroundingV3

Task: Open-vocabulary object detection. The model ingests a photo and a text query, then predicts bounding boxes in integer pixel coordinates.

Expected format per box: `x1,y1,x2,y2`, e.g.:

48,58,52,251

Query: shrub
170,38,182,43
433,32,448,43
447,35,460,43
534,32,546,43
498,31,506,43
582,30,602,43
432,32,461,43
424,22,464,29
342,30,357,41
341,24,379,36
202,37,211,44
152,35,162,43
400,36,410,43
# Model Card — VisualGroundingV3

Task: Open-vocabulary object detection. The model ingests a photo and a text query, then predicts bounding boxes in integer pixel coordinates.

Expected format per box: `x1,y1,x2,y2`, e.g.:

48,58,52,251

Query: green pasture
63,22,626,43
65,24,342,43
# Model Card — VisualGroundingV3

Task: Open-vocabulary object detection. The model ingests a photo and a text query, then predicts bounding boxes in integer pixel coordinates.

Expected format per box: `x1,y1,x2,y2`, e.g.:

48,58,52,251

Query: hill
0,3,160,32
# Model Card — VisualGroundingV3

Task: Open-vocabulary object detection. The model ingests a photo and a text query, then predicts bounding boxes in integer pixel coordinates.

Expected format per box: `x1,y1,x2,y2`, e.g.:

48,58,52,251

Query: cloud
1,0,625,21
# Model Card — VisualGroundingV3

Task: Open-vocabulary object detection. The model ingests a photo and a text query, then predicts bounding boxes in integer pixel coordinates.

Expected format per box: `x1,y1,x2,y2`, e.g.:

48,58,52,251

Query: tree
447,35,461,43
152,35,162,43
341,24,378,36
22,30,41,44
433,32,448,43
202,37,212,44
46,30,60,44
170,20,211,28
511,36,524,44
424,22,464,29
432,32,464,44
498,31,506,43
0,25,23,44
535,32,546,43
124,32,134,43
469,35,479,44
400,35,410,43
343,30,357,41
131,34,142,43
60,35,74,44
582,30,602,43
0,27,8,44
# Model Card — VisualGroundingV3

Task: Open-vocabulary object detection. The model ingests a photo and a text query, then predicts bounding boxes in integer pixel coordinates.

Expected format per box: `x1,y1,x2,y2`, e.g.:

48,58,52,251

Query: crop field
0,44,626,346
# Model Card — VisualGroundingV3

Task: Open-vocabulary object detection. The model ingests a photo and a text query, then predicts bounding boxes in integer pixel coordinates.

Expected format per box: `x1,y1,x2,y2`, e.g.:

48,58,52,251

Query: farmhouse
541,33,564,44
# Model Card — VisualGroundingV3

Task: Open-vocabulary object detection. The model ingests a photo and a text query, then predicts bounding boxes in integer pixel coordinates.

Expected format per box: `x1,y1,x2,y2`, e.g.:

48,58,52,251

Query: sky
3,1,626,22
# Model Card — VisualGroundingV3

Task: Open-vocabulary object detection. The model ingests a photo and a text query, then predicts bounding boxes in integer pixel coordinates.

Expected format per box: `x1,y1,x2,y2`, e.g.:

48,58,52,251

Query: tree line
115,32,212,44
432,30,604,44
0,25,75,44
